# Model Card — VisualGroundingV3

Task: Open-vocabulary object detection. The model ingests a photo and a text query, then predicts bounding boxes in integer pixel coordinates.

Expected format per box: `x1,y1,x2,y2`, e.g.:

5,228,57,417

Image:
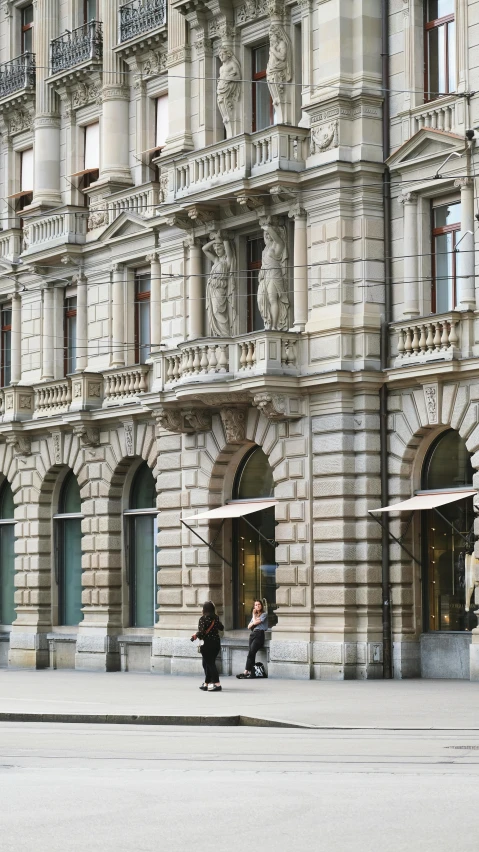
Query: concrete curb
0,712,313,728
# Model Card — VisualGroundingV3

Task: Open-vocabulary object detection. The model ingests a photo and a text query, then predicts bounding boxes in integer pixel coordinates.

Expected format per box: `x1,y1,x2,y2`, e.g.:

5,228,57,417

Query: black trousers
201,639,221,683
246,630,264,672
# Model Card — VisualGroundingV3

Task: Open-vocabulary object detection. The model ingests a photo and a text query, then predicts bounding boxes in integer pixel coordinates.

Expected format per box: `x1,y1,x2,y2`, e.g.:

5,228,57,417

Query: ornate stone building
0,0,477,679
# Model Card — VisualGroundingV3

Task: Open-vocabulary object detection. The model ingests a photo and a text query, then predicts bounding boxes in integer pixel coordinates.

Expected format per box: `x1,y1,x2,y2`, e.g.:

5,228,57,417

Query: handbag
196,617,216,653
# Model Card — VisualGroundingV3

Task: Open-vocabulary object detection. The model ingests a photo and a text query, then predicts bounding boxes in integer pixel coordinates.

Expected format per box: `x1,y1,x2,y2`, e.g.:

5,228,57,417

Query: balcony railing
0,53,35,100
33,380,72,418
119,0,167,43
50,21,103,76
103,365,150,405
23,211,88,252
159,331,300,390
390,311,470,367
170,127,309,201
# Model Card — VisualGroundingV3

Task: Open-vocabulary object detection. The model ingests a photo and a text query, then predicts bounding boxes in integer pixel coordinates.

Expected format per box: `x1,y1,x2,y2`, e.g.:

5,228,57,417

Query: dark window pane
253,81,272,130
423,430,473,490
60,473,81,514
427,26,446,98
138,301,151,363
434,202,460,228
434,231,454,312
130,463,156,510
0,483,14,520
0,524,15,625
235,447,274,499
448,20,456,92
253,45,269,74
60,518,83,625
427,0,454,21
131,514,156,627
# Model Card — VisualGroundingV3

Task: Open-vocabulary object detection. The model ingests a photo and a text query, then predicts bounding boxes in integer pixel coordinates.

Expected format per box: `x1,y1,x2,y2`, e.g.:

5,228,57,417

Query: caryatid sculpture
257,217,290,331
202,232,237,337
266,24,292,125
217,47,242,139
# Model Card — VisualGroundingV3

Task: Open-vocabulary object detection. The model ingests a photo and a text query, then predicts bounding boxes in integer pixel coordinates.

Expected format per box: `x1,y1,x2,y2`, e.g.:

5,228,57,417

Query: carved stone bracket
6,433,31,457
220,407,247,443
156,406,212,434
73,425,101,448
253,392,303,420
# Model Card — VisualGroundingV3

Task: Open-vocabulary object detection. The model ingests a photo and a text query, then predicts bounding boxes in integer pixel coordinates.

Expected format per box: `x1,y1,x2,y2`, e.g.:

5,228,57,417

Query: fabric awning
183,500,278,522
370,489,476,514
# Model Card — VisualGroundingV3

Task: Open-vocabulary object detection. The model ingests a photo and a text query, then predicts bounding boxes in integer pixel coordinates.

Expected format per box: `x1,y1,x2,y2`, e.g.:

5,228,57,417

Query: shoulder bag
197,618,216,653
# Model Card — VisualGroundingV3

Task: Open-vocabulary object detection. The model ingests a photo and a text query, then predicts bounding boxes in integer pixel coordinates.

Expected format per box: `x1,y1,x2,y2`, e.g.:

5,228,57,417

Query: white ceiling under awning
182,500,278,522
370,489,476,514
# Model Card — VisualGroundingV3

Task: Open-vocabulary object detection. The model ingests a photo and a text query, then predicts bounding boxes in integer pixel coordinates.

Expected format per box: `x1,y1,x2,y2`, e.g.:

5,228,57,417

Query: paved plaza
1,672,479,852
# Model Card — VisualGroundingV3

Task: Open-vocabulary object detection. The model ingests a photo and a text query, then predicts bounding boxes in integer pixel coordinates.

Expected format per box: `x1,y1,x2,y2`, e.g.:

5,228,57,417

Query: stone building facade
0,0,477,679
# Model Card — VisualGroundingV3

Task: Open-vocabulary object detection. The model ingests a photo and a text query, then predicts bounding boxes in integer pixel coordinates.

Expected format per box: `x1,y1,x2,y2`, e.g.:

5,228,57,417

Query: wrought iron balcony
119,0,167,43
0,53,35,100
50,21,103,76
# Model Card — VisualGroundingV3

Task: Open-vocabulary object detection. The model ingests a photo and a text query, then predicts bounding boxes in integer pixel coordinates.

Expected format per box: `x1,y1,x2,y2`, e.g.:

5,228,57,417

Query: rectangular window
252,45,273,132
155,95,169,149
18,147,33,210
83,122,100,187
425,0,455,101
21,4,34,54
247,238,264,332
135,274,151,364
64,296,77,375
432,200,461,313
1,306,12,388
84,0,97,22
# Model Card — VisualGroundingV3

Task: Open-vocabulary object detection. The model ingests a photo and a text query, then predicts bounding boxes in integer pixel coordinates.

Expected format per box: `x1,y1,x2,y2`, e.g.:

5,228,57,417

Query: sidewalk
1,669,479,728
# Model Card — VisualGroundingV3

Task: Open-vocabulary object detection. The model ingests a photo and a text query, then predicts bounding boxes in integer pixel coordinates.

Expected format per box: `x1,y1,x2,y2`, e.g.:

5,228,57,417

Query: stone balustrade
403,96,459,138
33,380,72,418
103,365,150,405
24,210,88,252
391,312,465,366
170,127,309,200
107,184,160,223
161,331,300,389
0,230,23,263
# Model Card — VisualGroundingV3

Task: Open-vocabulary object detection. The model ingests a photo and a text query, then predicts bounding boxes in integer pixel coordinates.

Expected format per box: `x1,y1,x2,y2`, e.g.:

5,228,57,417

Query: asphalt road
1,722,478,852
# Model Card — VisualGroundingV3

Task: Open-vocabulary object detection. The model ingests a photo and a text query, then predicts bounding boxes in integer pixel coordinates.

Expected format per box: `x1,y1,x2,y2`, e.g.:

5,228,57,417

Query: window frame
252,44,273,132
134,273,151,365
21,3,34,54
83,0,97,23
64,295,77,376
431,201,460,313
1,305,12,389
424,2,455,102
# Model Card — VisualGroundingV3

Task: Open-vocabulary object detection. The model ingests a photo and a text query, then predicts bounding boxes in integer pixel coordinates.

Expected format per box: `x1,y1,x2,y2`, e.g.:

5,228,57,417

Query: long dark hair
202,600,216,617
253,599,264,613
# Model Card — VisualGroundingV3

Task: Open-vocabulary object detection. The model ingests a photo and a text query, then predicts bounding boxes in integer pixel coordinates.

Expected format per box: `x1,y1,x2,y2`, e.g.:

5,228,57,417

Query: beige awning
370,489,476,514
183,500,278,522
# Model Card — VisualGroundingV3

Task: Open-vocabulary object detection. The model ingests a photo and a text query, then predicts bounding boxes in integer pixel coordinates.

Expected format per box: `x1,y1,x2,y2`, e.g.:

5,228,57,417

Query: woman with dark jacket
191,601,224,692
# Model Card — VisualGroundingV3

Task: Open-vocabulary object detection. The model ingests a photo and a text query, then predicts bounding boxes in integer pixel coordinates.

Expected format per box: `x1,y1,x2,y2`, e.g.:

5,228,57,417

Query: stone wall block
95,571,122,588
451,385,469,430
157,510,181,528
269,641,309,663
313,433,354,454
314,455,355,475
99,589,121,605
290,502,305,521
158,588,183,606
314,542,356,562
297,566,309,583
157,530,182,547
159,569,183,586
313,520,355,539
312,642,343,664
313,477,355,498
402,394,421,434
290,587,306,606
276,565,297,584
159,453,182,471
157,549,182,567
158,472,182,490
276,587,290,606
157,434,182,452
274,481,297,499
276,523,297,542
275,544,290,563
312,414,354,433
268,440,285,468
441,383,457,424
290,544,306,564
314,586,356,605
184,588,198,606
158,492,183,509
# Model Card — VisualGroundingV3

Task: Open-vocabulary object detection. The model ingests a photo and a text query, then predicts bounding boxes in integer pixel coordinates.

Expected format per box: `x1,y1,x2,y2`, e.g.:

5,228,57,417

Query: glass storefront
126,463,158,628
233,447,276,628
0,482,15,625
422,431,476,632
56,472,83,626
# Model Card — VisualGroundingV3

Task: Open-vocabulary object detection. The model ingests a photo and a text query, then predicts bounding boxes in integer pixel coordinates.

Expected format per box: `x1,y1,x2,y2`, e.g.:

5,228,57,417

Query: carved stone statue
216,48,242,138
202,232,236,337
257,217,289,331
266,24,292,123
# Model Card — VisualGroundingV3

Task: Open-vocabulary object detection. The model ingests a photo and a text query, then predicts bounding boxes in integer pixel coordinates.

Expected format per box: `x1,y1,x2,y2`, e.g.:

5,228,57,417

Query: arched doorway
55,472,83,626
124,463,157,627
422,430,475,632
0,482,15,625
232,447,276,628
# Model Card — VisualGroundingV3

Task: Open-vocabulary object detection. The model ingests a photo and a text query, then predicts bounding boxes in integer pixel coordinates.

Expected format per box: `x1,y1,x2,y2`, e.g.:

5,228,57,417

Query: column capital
288,204,307,221
111,262,123,274
398,191,418,206
146,252,160,263
454,177,473,190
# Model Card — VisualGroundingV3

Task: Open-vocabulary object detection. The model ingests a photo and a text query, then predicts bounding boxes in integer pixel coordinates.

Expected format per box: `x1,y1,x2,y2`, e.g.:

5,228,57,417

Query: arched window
422,431,474,632
232,447,276,628
0,482,15,625
55,472,83,626
124,463,157,627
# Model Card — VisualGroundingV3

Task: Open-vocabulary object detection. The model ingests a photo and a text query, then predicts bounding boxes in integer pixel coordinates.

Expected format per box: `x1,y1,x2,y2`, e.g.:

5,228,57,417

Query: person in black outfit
191,601,224,692
237,599,268,679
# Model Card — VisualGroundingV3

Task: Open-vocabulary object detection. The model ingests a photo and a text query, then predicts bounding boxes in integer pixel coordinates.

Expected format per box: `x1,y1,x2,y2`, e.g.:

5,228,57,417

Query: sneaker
236,672,251,679
199,683,208,690
207,684,222,691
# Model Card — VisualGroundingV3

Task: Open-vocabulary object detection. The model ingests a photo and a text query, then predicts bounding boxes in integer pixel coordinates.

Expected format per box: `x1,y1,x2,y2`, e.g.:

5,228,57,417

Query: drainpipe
381,0,393,679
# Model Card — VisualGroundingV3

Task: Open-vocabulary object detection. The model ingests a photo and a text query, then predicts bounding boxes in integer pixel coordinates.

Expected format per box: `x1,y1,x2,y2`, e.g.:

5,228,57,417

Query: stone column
147,252,162,356
10,292,21,385
455,178,476,311
76,274,88,372
42,285,54,380
34,0,62,207
399,193,419,318
166,1,193,153
100,0,132,188
289,205,308,330
111,263,125,367
187,238,203,340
